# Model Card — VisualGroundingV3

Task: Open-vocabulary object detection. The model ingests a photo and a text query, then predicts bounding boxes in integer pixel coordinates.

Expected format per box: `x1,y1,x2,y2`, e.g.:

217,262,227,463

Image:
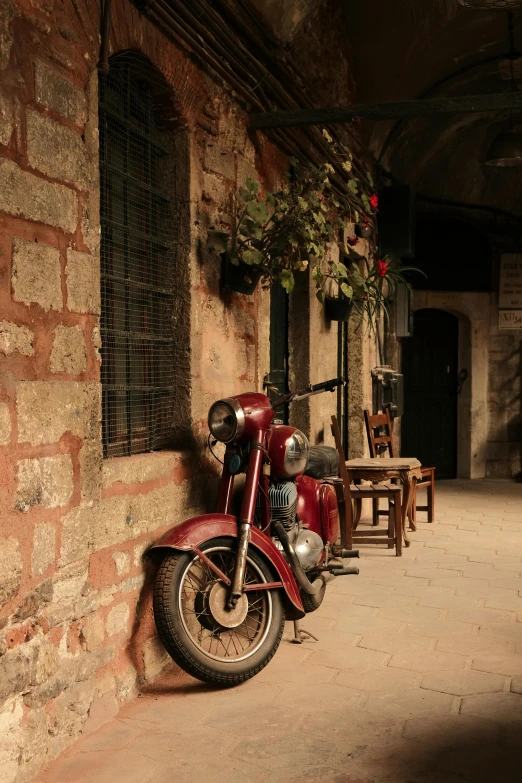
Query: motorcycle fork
228,431,265,609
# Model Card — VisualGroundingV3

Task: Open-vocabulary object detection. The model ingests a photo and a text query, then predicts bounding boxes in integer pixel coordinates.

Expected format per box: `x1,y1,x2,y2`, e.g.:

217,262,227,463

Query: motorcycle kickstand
291,620,319,645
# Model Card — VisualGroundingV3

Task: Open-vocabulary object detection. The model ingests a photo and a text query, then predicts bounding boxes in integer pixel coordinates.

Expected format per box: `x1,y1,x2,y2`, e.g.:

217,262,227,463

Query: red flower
376,260,387,277
369,193,379,209
346,236,359,247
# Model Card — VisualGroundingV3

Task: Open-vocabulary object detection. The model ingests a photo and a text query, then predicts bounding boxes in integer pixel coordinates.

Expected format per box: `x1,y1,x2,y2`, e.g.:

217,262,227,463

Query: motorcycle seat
304,445,339,480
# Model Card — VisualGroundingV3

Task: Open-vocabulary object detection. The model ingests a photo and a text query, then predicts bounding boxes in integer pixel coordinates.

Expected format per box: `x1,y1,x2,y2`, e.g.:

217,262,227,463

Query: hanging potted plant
207,130,420,326
315,253,420,326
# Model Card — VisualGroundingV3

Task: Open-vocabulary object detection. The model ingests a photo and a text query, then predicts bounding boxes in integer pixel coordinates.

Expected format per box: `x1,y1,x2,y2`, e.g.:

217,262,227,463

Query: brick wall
0,1,359,780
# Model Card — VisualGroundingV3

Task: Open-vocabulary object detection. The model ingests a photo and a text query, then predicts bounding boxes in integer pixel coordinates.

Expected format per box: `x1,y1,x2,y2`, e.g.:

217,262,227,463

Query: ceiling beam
248,91,522,130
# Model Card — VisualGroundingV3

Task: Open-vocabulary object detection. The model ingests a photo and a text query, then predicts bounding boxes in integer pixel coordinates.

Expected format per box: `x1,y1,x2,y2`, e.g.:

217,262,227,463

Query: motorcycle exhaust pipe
271,520,324,596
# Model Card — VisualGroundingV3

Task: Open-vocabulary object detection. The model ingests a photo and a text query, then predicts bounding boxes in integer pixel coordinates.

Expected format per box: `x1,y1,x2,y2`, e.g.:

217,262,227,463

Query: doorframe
410,291,490,479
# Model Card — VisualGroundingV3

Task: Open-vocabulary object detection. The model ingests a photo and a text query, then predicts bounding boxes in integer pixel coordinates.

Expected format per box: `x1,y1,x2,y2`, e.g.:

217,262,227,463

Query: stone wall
0,1,361,780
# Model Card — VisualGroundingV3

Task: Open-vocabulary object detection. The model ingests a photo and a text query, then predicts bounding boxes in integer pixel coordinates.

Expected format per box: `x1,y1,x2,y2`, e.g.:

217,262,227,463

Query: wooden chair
331,415,403,555
364,408,435,524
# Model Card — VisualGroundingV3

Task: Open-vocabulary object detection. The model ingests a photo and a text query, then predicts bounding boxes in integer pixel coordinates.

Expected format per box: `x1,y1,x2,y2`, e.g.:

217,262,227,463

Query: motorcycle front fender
150,513,305,619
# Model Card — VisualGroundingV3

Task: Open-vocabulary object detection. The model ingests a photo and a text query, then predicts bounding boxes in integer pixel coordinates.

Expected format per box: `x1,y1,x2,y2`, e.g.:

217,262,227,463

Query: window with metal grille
99,57,185,458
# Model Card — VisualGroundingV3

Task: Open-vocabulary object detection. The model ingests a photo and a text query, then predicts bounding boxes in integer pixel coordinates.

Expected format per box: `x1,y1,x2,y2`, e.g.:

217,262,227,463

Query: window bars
99,63,177,458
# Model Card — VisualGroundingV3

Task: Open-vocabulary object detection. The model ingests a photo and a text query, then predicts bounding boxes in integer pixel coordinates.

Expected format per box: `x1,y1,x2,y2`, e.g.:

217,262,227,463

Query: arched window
99,54,189,457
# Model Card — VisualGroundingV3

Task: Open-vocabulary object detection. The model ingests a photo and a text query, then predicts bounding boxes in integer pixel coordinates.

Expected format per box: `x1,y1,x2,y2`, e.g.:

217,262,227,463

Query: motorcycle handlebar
309,377,345,393
272,377,345,408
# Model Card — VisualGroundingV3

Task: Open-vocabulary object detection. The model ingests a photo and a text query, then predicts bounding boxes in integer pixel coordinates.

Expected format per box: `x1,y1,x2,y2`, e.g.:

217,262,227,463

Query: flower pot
222,253,262,295
325,296,353,321
355,222,373,239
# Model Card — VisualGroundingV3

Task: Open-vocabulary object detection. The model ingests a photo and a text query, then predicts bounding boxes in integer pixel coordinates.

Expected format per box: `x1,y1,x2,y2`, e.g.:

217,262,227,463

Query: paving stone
485,595,522,612
353,592,418,608
460,692,522,723
334,615,404,636
428,576,489,590
275,682,364,712
447,607,514,625
364,687,454,718
479,623,522,642
472,654,522,676
402,714,503,743
310,646,388,670
418,593,482,612
436,634,515,657
377,605,443,623
421,669,505,696
406,618,476,638
388,649,466,673
335,666,422,693
358,632,432,655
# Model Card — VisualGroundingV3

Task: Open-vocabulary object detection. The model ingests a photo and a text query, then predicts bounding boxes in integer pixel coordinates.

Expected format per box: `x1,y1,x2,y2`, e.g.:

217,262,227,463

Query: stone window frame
99,51,191,459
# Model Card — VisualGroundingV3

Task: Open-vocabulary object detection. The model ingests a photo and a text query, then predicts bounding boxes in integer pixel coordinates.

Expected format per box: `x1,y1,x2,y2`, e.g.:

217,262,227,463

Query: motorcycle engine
254,480,323,571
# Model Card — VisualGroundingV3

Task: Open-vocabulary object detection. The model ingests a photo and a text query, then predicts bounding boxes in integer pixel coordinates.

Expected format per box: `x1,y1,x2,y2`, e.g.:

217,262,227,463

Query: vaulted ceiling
344,1,522,217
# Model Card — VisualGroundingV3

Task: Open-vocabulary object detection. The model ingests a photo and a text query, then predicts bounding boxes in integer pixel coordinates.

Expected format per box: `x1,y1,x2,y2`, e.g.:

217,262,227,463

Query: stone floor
35,480,522,783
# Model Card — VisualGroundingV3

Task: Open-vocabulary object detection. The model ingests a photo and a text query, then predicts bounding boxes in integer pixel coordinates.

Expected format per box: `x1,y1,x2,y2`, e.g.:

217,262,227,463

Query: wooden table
345,458,423,547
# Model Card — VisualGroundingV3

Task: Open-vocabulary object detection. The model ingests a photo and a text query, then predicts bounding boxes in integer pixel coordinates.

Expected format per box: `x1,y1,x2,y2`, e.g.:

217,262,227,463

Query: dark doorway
401,309,459,479
269,282,289,422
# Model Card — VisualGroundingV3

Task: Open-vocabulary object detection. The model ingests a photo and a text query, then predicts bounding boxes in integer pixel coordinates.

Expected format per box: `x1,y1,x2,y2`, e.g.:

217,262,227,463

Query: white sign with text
499,254,522,309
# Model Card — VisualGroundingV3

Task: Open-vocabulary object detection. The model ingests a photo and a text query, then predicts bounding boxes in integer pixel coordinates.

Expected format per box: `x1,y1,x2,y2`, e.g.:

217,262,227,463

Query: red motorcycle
151,378,359,685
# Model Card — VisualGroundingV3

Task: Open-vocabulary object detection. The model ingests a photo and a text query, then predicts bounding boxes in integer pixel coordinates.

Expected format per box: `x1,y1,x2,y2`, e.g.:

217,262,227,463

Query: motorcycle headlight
208,398,245,443
284,430,310,476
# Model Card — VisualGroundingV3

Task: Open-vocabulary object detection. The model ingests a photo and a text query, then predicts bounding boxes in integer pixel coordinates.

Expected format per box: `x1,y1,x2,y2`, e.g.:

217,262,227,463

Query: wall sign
499,310,522,329
499,254,522,329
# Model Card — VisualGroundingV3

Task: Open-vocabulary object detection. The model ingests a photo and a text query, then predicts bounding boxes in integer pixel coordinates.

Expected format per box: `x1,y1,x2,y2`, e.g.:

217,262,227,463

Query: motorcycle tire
300,575,326,613
153,537,285,687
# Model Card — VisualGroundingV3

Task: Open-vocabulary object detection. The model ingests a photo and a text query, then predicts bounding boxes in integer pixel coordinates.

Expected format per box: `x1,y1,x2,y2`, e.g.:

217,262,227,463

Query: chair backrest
364,408,396,458
330,415,352,502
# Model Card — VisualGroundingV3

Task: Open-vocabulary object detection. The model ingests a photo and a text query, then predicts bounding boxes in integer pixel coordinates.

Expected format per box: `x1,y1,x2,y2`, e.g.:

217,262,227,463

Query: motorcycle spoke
179,547,271,661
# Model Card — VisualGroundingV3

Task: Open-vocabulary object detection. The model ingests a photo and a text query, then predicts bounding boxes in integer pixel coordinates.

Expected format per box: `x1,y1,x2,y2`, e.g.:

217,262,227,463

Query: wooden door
401,308,459,478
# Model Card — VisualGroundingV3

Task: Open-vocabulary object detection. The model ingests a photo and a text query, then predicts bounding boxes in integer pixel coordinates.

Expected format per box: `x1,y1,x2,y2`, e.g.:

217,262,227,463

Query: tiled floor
36,480,522,783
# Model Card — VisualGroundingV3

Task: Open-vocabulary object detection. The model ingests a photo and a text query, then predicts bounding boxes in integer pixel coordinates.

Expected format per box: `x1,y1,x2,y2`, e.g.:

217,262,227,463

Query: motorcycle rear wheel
153,537,285,686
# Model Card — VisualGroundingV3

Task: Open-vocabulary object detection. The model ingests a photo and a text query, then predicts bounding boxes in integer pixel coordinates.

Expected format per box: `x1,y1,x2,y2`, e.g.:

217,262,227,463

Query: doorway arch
407,292,491,479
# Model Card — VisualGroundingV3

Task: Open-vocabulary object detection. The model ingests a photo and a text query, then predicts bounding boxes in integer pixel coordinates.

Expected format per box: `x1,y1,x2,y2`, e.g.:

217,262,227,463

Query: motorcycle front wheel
153,537,285,686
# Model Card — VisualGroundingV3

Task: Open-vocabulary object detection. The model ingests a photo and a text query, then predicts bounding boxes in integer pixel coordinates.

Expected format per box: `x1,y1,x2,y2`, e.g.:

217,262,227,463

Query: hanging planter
354,221,373,239
325,294,353,321
221,253,262,295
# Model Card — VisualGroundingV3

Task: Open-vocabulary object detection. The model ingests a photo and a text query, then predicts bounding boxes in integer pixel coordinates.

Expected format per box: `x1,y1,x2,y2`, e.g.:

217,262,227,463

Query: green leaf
366,171,374,187
207,230,229,254
266,192,275,207
340,283,353,299
242,248,264,266
279,269,295,293
239,218,263,240
348,179,358,193
316,289,326,305
246,178,259,194
246,200,269,225
337,261,348,278
311,265,323,282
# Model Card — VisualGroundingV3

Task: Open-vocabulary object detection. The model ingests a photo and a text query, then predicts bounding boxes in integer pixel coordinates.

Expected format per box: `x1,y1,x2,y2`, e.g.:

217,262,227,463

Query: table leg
400,473,417,546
